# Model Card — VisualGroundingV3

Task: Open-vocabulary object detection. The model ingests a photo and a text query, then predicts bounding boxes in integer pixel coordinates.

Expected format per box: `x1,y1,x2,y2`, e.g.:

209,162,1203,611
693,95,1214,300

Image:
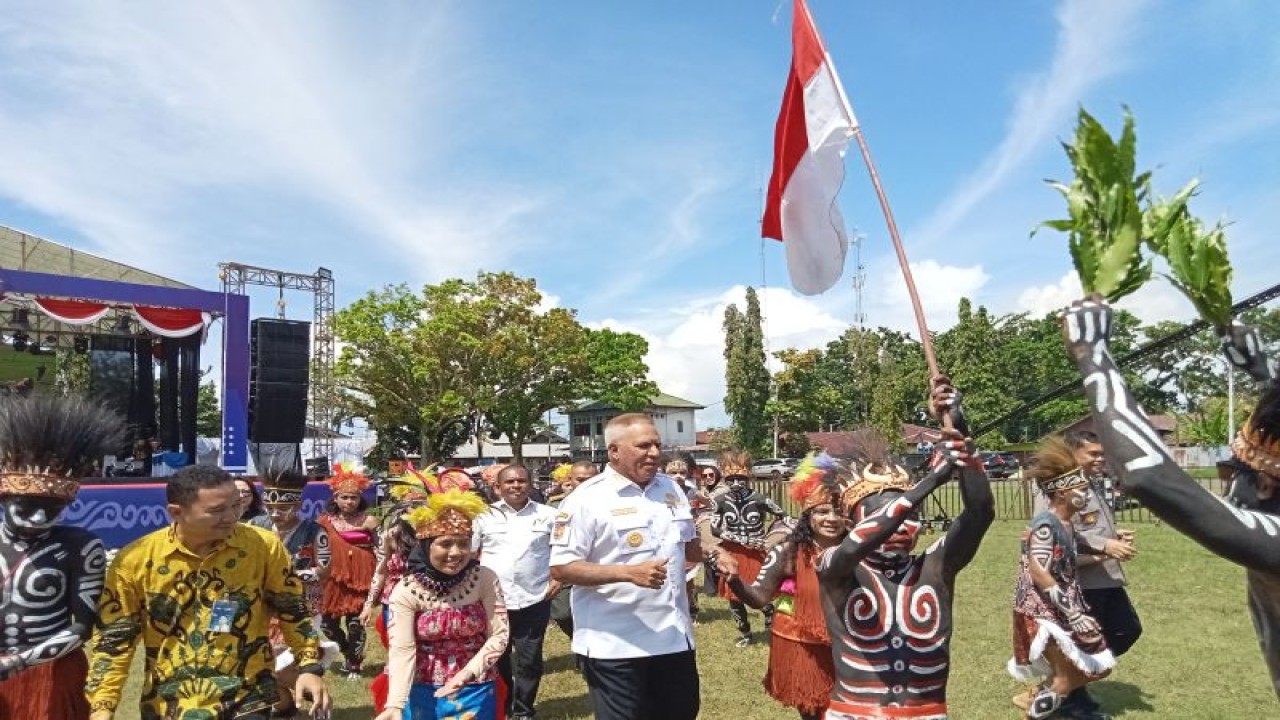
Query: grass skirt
762,633,833,714
717,542,765,601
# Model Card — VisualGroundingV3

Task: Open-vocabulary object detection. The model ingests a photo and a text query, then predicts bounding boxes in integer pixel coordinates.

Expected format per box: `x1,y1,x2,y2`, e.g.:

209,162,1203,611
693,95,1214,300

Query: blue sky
1,1,1277,428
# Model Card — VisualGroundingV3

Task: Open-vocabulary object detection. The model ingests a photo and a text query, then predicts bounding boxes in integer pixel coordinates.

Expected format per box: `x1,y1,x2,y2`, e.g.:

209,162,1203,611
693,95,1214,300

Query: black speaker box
249,381,308,443
251,319,310,385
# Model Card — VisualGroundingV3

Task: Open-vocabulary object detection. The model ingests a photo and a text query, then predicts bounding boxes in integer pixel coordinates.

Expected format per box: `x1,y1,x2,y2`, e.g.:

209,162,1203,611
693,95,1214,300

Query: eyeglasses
701,472,716,478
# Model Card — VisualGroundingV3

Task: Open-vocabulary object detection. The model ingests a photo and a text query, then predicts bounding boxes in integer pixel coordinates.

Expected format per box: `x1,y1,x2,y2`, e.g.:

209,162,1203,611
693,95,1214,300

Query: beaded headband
405,488,489,539
261,488,303,504
1036,466,1089,495
0,472,79,501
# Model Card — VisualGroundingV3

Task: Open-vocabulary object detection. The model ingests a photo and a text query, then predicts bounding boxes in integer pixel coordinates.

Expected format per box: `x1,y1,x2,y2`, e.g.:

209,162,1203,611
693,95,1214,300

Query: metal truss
218,262,336,461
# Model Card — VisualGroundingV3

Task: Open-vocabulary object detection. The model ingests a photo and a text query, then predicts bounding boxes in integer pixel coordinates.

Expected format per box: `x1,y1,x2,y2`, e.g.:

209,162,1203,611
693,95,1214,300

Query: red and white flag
761,0,857,296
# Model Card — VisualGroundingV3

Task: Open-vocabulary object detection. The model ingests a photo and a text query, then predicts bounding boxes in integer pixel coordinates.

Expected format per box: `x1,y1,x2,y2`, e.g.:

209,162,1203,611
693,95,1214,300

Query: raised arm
929,381,995,580
817,454,961,586
1063,298,1280,572
724,541,792,609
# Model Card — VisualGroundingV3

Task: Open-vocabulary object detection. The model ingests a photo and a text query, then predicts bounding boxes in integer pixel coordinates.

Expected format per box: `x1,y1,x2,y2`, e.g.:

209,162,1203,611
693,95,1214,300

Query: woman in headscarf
373,488,509,720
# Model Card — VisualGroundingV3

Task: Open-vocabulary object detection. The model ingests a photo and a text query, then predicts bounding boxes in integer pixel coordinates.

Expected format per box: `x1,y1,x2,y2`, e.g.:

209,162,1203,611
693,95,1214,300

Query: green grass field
119,520,1274,718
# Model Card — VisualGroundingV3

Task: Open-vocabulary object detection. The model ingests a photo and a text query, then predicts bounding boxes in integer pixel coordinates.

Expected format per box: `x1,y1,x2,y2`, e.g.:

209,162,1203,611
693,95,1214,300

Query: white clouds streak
911,0,1151,250
0,3,538,280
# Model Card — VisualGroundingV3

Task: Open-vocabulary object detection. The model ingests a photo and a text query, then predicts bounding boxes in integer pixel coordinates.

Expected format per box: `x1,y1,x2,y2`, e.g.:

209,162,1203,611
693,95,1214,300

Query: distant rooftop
572,392,705,412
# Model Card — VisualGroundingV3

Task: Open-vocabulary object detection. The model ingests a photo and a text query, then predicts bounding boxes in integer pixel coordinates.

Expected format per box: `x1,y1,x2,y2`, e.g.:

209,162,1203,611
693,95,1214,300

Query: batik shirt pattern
85,524,320,720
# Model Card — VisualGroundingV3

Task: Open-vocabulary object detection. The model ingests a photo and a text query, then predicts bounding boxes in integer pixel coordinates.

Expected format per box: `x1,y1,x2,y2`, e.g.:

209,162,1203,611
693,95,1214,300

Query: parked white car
751,457,800,480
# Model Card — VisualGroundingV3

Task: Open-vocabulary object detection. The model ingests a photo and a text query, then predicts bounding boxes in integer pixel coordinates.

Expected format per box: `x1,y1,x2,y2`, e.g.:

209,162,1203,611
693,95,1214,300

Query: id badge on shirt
208,598,239,633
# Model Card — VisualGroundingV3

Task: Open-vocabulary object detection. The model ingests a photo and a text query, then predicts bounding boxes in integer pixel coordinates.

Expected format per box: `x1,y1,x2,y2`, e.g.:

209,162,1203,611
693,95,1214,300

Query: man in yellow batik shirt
85,465,332,720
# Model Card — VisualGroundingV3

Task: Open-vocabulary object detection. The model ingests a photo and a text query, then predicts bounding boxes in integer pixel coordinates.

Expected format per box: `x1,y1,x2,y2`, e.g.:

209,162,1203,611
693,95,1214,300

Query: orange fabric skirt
762,634,833,715
717,543,766,601
0,651,90,720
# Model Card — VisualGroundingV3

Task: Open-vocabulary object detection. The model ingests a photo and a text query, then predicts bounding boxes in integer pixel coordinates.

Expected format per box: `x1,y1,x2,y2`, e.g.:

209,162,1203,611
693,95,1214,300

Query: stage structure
218,262,336,464
0,263,251,470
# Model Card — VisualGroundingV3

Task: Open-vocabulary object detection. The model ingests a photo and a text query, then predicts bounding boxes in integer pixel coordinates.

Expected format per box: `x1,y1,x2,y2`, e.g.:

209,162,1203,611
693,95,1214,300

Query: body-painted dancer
261,468,339,716
1009,436,1115,720
721,453,848,719
1063,297,1280,699
0,396,120,720
318,463,378,678
711,452,787,647
817,382,993,720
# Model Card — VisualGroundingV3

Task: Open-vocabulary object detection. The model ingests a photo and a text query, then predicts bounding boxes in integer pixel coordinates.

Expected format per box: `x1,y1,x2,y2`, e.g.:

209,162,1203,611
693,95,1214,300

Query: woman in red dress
317,463,379,678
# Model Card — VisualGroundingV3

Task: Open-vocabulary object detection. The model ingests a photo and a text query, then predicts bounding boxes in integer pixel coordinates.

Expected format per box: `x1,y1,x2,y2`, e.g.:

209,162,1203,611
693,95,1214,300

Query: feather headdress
326,460,371,495
788,452,838,510
551,463,573,484
839,428,912,514
261,465,308,504
0,395,123,501
719,450,752,479
404,488,489,539
385,464,476,502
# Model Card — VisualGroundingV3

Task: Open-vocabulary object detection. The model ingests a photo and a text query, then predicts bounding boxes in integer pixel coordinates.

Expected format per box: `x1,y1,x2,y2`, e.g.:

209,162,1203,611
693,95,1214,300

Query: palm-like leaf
1036,108,1152,301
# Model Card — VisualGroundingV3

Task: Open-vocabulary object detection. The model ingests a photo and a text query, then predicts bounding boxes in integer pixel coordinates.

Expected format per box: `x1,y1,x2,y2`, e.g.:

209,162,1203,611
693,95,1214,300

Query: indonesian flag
761,0,857,296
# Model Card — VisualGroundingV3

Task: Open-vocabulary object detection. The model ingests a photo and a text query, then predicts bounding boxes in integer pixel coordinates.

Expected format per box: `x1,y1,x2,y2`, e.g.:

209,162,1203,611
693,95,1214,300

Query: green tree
723,288,772,454
580,328,658,412
196,378,221,437
334,273,654,463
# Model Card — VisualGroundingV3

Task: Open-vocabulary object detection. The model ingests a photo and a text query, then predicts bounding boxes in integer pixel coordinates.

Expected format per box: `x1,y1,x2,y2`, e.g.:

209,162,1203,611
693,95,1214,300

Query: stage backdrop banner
66,481,351,550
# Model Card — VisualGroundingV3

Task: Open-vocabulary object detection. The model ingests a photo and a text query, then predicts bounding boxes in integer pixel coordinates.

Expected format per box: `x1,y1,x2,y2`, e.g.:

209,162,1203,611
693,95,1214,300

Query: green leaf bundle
1147,202,1234,328
1036,108,1151,301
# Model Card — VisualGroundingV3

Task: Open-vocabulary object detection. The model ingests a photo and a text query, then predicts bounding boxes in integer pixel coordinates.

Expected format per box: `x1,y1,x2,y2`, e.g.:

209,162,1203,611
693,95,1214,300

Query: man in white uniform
550,413,701,720
473,464,560,720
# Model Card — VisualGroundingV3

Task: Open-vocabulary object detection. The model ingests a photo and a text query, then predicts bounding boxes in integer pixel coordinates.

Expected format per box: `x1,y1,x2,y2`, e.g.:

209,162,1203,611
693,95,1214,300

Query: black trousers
579,649,699,720
498,598,552,717
1083,586,1143,657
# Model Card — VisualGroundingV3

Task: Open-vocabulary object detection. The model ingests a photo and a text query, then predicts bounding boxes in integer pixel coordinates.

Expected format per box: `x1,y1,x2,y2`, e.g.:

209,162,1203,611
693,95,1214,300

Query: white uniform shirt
550,467,697,659
472,499,558,611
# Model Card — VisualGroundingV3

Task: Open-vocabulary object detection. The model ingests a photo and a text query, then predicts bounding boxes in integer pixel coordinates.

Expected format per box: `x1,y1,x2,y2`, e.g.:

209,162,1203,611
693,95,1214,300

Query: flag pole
820,65,939,384
817,41,950,429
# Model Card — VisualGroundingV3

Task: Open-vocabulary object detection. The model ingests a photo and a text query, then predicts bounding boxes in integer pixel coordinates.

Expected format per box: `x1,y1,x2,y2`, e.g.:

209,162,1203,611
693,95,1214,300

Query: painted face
608,422,663,485
1067,487,1088,510
1073,442,1106,478
266,502,301,530
169,483,240,546
428,534,474,576
1,495,69,537
806,503,846,543
854,491,921,558
333,491,362,515
496,469,531,509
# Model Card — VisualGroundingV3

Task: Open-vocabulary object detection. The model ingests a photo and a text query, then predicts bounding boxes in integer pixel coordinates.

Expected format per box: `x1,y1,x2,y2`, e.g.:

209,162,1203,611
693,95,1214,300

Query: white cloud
1016,270,1196,324
0,3,540,280
864,259,991,335
911,0,1151,250
593,286,857,429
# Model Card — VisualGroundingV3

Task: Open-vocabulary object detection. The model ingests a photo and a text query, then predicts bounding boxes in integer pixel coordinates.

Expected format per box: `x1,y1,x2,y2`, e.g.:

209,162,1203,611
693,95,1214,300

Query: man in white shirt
550,413,701,720
473,463,560,720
